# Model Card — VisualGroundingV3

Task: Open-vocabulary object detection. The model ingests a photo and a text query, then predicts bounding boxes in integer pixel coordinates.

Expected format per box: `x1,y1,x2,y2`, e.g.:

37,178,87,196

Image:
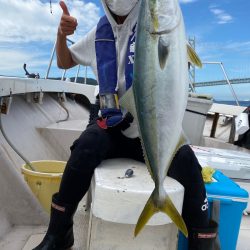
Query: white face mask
105,0,138,16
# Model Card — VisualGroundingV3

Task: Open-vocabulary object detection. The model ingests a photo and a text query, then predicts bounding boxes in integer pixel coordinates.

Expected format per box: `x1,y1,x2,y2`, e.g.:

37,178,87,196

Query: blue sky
0,0,249,100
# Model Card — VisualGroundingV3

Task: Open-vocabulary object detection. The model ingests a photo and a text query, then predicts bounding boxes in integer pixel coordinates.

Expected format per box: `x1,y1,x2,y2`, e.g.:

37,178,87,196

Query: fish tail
134,189,188,238
161,193,188,237
134,193,156,237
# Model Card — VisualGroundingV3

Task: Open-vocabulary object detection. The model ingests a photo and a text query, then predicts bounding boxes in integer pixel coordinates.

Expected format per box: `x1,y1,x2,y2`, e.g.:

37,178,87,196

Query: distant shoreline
215,100,250,107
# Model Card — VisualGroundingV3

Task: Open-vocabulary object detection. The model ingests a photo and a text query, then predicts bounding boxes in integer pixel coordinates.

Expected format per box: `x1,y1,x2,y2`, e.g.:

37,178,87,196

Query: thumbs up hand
58,1,78,37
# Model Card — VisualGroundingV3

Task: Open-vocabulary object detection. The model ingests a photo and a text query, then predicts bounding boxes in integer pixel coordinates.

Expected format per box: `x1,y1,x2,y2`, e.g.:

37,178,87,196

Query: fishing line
50,0,53,14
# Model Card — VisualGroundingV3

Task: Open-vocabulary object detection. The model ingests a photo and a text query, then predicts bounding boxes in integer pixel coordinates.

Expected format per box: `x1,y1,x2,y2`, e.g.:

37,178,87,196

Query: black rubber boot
33,193,77,250
189,220,219,250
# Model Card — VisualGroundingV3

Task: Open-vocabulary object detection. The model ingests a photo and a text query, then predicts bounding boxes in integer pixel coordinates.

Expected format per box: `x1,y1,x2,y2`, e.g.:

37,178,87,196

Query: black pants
58,122,209,232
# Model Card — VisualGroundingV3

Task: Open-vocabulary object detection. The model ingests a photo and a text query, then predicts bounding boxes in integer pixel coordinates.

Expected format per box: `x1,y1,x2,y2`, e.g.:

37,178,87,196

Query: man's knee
174,145,198,169
176,144,194,160
67,124,109,172
71,123,108,151
168,145,202,182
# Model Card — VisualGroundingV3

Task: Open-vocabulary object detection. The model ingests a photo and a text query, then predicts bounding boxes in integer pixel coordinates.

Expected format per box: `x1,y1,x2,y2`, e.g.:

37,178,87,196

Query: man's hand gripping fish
120,0,201,238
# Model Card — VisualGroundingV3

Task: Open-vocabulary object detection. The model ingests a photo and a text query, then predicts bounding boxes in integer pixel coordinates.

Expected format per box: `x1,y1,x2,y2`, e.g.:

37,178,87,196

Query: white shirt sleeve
69,26,97,67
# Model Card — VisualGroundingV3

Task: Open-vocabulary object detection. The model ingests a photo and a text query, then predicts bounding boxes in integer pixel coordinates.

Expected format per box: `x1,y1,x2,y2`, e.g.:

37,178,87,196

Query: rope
56,94,70,123
0,109,36,171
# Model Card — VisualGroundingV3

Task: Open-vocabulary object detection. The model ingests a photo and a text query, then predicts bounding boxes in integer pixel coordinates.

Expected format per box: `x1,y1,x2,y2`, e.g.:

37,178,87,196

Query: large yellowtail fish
120,0,200,238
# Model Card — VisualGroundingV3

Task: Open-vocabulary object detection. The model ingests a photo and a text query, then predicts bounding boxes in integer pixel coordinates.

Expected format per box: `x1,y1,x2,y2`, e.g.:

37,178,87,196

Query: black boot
33,193,77,250
189,220,219,250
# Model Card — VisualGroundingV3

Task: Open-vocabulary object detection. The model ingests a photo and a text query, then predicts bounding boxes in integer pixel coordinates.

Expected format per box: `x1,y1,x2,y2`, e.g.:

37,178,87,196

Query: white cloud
0,0,100,76
196,40,250,59
0,47,48,74
224,41,250,51
194,40,250,81
209,6,233,24
0,0,100,43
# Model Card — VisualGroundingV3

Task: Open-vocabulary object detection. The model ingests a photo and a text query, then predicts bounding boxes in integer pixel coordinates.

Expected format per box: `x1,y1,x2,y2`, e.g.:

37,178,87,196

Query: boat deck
0,199,89,250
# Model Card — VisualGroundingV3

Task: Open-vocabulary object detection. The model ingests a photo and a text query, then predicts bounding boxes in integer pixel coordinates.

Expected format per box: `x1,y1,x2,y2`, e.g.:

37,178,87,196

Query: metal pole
189,79,195,92
84,67,87,84
66,38,75,45
45,40,57,79
61,70,66,81
45,38,75,80
202,61,240,106
74,65,80,83
202,61,222,64
219,62,240,106
188,37,196,91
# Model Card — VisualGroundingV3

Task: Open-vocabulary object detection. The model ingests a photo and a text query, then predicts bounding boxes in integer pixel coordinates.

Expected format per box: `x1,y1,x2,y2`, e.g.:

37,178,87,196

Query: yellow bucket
21,160,66,213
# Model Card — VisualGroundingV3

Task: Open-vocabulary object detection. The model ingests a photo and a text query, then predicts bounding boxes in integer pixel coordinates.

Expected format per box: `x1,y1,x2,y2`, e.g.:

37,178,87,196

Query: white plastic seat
87,158,185,250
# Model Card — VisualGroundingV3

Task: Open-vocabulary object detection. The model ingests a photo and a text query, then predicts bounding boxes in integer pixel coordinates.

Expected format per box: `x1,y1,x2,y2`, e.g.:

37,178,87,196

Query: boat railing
199,61,240,106
189,61,244,144
0,76,96,104
45,38,88,84
0,36,97,119
46,39,240,107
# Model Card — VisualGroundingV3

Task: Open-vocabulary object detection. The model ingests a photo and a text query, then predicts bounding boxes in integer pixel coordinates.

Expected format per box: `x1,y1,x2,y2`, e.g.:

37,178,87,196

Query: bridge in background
195,77,250,87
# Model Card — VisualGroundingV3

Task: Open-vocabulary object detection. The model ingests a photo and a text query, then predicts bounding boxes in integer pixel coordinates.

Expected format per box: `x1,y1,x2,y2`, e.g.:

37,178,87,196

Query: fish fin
158,37,169,70
171,130,190,162
119,87,138,120
177,130,190,150
187,43,202,68
134,189,188,237
119,89,154,178
140,139,154,179
120,88,154,179
166,131,190,177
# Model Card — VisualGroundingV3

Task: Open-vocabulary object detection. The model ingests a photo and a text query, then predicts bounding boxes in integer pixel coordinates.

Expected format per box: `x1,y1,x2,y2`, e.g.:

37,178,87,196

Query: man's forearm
56,32,76,69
